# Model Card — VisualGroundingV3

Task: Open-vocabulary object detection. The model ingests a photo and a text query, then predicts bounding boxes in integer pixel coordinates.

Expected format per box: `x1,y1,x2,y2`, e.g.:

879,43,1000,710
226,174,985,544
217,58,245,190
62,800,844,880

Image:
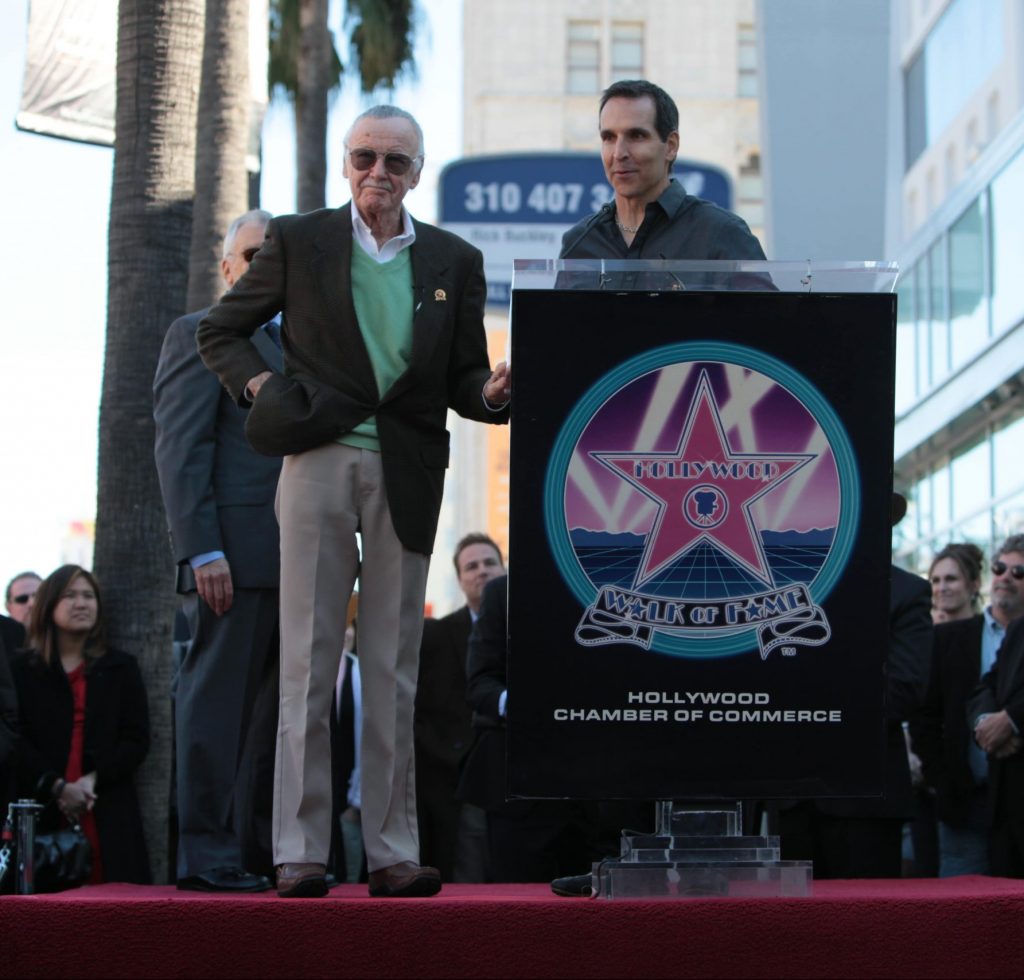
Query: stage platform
4,877,1024,978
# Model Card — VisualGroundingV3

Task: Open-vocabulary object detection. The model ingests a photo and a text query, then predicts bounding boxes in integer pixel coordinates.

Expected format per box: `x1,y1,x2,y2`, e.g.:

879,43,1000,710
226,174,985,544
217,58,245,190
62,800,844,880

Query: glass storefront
898,149,1024,403
899,418,1024,570
896,145,1024,572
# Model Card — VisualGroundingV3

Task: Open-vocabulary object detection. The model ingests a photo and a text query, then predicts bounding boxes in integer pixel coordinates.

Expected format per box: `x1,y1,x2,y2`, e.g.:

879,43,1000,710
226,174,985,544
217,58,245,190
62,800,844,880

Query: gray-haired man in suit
154,209,282,892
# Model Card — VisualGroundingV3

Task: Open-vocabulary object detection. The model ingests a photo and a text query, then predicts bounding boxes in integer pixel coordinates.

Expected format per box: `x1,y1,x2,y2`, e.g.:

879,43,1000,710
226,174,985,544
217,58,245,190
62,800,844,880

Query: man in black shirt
560,79,765,263
550,81,767,896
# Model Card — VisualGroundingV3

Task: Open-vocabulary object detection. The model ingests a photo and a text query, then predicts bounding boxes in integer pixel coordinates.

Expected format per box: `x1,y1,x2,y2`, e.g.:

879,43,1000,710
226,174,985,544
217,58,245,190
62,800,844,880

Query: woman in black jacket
11,564,150,883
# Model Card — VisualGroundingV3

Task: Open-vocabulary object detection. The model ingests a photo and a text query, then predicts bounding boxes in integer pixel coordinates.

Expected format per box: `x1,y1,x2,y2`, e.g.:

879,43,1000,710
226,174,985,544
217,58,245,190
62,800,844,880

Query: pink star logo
593,371,814,588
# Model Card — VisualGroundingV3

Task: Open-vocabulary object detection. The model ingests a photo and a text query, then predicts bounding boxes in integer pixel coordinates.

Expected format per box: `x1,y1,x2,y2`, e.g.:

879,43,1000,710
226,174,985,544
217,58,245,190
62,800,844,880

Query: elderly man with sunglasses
965,535,1024,877
913,533,1024,876
198,106,511,899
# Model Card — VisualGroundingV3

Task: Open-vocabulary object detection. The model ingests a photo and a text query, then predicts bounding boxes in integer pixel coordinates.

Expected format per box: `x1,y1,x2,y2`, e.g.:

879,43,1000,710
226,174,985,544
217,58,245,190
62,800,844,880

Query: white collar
351,205,416,263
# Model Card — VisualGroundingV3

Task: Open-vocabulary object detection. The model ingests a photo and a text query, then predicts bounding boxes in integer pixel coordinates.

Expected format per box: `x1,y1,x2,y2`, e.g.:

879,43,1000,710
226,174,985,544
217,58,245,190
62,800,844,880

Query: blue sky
0,0,462,594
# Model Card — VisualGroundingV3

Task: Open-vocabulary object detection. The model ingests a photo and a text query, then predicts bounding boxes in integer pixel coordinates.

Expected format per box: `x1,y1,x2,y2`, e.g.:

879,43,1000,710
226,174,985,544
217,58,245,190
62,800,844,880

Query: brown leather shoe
276,862,328,898
367,861,442,898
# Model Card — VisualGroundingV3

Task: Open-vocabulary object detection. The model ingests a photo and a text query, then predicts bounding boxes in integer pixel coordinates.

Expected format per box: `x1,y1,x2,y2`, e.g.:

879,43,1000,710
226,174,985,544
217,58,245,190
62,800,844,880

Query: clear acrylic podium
508,260,899,900
593,802,811,900
511,257,899,295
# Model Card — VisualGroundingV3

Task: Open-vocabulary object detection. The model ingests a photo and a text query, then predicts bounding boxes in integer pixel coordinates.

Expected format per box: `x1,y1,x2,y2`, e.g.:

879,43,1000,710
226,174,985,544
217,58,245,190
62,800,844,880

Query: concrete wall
758,0,891,260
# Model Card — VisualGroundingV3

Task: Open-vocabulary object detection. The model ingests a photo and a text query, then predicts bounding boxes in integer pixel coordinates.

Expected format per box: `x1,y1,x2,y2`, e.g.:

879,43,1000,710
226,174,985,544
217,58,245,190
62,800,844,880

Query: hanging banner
507,283,896,801
16,0,269,158
16,0,117,145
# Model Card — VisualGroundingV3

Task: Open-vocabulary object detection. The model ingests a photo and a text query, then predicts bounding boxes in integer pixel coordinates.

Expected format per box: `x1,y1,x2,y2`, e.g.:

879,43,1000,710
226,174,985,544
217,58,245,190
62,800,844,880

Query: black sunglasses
241,246,261,263
11,593,34,605
991,560,1024,580
348,148,420,176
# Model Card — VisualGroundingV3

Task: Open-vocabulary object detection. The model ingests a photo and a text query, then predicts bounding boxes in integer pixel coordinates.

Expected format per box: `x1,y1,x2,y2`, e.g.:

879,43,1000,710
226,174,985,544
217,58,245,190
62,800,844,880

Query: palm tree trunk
187,0,252,311
96,0,204,884
296,0,329,213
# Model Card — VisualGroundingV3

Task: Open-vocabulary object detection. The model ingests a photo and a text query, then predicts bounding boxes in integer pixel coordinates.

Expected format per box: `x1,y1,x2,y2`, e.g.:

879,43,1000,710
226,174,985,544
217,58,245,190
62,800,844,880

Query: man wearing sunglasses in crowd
155,209,283,893
198,105,511,899
913,533,1024,877
4,571,41,627
966,534,1024,877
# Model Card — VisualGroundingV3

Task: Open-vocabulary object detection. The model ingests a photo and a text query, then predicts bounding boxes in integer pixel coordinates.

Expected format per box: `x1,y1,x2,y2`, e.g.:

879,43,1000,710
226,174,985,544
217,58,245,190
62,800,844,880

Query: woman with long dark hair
11,565,150,883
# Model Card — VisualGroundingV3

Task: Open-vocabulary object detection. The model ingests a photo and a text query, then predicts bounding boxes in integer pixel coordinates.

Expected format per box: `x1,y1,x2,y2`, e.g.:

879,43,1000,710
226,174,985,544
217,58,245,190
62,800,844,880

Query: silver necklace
616,220,640,234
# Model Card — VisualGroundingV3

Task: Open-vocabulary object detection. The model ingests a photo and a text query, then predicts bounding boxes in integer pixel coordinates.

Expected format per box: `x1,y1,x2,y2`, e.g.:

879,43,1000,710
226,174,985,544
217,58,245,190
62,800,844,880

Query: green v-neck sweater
338,245,415,451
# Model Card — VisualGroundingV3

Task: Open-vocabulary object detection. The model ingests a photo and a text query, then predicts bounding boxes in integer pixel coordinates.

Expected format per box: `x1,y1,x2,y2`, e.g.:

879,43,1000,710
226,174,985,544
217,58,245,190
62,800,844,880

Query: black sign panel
508,289,896,800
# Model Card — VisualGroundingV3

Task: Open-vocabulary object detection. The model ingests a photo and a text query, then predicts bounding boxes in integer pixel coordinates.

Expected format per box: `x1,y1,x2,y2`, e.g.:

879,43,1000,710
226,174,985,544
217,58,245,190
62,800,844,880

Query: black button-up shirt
560,180,765,261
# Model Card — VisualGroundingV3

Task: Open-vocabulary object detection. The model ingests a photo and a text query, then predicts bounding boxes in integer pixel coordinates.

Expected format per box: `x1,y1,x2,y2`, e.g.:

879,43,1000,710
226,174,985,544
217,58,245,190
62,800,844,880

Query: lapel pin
434,288,447,302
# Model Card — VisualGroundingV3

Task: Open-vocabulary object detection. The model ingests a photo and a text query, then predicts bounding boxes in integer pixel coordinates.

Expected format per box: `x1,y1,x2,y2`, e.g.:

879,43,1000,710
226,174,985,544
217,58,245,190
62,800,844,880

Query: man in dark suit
154,209,281,892
415,532,504,882
197,106,511,898
459,574,599,882
968,538,1024,877
776,563,932,877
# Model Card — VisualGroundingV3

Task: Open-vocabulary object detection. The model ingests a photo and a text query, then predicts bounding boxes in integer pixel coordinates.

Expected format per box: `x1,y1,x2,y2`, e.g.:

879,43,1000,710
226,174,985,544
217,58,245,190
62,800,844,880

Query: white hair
222,209,272,258
344,105,424,161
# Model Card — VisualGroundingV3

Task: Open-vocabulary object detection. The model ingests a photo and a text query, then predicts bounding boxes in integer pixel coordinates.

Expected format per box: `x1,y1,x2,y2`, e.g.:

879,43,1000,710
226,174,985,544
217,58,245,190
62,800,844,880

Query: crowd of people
906,535,1024,878
6,533,1024,892
3,77,1024,896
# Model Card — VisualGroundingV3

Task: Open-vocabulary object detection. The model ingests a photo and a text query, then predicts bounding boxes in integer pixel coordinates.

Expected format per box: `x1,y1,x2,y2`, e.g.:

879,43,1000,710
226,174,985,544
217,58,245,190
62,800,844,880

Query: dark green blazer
197,204,508,555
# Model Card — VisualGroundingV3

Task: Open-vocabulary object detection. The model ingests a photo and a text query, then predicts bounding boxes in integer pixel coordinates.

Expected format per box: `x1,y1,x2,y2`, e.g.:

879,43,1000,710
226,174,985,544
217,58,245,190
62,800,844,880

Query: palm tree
187,0,253,311
269,0,417,212
95,0,203,883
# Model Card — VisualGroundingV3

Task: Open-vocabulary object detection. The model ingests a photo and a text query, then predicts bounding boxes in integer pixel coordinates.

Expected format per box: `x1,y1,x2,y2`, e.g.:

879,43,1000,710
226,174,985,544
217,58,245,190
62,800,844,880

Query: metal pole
10,800,43,895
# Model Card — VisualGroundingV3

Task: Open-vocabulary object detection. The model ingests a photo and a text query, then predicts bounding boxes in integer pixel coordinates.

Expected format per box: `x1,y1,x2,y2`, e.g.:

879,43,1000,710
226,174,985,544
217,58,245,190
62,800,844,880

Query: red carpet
4,877,1024,978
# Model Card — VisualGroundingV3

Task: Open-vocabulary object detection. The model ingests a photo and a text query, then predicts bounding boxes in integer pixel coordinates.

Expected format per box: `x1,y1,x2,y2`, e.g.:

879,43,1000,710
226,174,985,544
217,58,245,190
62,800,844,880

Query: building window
916,470,933,542
738,24,757,98
567,21,600,94
932,464,953,541
900,412,1024,568
994,415,1024,500
895,266,919,415
610,22,643,82
903,0,1003,170
949,195,989,369
897,149,1024,414
905,51,927,166
927,238,949,386
991,146,1024,335
951,438,992,531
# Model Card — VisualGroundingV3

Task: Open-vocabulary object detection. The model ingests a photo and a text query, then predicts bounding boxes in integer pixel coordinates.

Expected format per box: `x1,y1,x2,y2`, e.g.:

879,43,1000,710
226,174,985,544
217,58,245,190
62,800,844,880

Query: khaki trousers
274,442,428,871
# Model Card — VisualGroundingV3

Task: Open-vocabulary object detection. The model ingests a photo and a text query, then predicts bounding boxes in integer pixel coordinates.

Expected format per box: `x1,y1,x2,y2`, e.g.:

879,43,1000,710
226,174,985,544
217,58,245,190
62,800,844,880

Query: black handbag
0,812,92,894
32,822,93,892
